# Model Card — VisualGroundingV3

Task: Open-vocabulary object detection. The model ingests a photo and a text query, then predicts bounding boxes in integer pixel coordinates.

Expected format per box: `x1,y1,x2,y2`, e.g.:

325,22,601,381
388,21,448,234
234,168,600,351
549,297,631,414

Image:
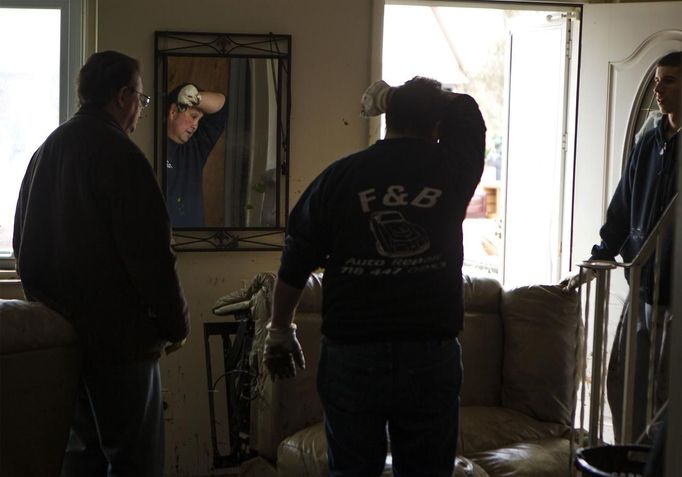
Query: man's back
281,93,485,343
14,106,188,362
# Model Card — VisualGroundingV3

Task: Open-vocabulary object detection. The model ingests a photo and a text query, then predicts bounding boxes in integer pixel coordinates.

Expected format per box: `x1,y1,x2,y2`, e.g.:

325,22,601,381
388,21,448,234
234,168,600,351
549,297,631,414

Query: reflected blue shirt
166,103,229,227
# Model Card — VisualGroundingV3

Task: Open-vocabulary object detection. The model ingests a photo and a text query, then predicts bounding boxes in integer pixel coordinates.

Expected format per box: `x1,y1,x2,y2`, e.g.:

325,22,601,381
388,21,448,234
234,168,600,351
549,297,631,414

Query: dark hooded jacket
591,117,677,305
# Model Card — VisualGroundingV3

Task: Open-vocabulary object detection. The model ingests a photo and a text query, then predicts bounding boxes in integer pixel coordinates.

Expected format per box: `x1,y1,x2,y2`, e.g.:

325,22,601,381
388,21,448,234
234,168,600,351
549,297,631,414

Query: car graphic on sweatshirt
369,210,430,257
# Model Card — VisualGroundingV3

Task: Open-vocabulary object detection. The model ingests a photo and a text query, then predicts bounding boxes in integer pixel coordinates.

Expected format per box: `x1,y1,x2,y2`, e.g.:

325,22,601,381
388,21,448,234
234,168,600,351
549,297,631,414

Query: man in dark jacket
13,50,190,477
587,51,680,442
262,77,485,476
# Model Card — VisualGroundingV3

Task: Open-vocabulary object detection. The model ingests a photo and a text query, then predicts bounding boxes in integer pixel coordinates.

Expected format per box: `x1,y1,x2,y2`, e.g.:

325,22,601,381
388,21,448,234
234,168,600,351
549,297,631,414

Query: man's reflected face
654,65,681,116
167,105,204,144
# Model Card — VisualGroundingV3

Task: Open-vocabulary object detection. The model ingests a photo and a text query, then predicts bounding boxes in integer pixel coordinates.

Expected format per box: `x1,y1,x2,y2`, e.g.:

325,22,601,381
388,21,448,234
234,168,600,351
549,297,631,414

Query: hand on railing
560,268,597,292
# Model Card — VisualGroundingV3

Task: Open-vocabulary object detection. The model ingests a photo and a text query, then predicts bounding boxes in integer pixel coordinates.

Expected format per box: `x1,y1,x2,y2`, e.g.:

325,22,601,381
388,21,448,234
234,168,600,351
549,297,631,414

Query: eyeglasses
130,88,151,108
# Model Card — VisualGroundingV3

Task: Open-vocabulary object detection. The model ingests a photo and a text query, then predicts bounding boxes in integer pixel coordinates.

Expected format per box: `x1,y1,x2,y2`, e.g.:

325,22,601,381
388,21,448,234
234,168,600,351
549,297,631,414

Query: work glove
176,84,201,112
560,268,597,292
360,80,395,117
165,338,187,355
263,323,305,380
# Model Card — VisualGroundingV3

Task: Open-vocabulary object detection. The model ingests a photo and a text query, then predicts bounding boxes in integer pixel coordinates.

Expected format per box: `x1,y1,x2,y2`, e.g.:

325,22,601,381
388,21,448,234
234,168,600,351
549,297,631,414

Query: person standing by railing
573,51,680,443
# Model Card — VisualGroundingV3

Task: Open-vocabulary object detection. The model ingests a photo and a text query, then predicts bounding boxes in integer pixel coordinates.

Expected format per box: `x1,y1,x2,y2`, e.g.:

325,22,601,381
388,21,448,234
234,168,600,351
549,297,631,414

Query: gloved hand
164,338,187,355
263,323,305,380
176,84,201,112
360,80,395,117
560,268,597,292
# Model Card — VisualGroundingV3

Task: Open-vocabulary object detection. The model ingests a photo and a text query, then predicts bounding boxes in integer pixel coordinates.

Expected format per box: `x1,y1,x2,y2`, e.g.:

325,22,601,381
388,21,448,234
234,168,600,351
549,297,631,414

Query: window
0,0,82,265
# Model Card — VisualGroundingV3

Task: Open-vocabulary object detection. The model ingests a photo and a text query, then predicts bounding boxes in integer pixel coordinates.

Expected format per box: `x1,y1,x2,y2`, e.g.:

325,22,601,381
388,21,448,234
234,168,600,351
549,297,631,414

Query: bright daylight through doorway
382,2,577,288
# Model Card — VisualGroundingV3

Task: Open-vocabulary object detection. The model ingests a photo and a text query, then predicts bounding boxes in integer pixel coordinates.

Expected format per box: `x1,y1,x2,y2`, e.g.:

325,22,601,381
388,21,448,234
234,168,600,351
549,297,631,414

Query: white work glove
176,84,201,112
263,323,305,380
164,338,187,355
560,268,597,292
360,80,395,117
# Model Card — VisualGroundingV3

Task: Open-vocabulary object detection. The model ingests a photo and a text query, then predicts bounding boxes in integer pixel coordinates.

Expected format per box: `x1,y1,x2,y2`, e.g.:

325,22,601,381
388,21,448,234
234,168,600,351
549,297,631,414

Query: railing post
589,267,609,445
621,266,640,444
646,235,663,428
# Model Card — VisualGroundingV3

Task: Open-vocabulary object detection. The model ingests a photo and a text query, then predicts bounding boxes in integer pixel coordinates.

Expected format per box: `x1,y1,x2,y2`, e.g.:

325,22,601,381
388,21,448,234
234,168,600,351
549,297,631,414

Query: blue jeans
61,358,164,477
317,338,462,477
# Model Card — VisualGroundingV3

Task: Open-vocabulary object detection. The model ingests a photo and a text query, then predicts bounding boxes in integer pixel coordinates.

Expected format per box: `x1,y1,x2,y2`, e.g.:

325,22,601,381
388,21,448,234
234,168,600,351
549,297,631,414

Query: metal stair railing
577,192,677,446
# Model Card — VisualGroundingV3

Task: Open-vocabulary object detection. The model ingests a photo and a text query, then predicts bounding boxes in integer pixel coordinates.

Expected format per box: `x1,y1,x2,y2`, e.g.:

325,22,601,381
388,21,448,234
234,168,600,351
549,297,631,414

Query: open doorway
381,1,580,287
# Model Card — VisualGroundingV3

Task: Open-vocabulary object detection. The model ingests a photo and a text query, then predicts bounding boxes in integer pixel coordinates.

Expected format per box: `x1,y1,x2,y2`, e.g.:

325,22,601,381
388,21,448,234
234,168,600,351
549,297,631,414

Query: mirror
155,32,291,251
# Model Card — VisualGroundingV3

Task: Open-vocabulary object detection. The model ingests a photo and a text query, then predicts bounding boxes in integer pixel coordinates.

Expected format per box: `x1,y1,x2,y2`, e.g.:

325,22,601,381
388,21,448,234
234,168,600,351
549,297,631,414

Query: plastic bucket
575,445,651,477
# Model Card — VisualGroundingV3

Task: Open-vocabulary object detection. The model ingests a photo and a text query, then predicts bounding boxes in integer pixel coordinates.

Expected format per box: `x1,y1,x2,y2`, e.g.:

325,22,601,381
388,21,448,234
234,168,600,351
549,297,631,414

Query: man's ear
168,103,178,120
115,86,129,109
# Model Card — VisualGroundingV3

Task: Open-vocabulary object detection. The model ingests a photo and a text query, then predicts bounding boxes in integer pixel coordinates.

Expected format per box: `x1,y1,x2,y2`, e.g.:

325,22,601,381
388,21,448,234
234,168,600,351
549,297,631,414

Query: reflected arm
197,90,226,114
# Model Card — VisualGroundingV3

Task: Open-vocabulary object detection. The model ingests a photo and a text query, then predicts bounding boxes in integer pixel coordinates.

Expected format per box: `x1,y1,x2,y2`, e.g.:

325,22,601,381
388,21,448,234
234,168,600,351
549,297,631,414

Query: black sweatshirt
279,94,486,342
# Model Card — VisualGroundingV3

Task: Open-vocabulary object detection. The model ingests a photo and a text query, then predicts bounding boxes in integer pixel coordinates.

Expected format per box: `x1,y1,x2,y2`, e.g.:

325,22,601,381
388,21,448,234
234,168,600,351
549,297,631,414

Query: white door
503,15,577,287
572,1,682,275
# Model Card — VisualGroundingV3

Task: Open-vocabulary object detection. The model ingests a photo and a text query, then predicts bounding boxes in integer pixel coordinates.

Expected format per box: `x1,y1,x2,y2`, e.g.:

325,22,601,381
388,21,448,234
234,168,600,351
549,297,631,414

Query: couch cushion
0,299,77,354
460,276,503,407
459,406,568,454
500,285,582,426
460,310,503,407
278,422,462,477
467,437,571,477
463,276,502,314
277,421,328,477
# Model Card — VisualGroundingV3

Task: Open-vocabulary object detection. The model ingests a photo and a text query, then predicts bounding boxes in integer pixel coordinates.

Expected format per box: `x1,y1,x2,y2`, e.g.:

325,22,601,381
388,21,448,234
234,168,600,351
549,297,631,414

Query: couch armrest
0,299,82,477
0,299,78,354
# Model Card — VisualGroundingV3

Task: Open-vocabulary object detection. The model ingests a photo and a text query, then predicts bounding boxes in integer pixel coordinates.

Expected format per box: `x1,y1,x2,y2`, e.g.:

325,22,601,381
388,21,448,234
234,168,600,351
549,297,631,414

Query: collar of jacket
655,115,680,147
75,104,126,133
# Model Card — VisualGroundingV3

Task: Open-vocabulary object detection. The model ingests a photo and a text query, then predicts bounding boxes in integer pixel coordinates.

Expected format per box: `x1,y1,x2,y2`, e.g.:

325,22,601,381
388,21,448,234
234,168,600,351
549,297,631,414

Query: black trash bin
575,445,651,477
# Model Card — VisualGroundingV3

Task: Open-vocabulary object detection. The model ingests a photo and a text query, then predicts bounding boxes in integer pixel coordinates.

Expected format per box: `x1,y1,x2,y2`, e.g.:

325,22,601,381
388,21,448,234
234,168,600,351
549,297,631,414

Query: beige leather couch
0,286,81,477
213,273,582,477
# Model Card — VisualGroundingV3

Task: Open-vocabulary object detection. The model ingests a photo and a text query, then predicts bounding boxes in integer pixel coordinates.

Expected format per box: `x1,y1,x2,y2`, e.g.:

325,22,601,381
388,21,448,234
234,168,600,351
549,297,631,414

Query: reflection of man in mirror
166,83,227,227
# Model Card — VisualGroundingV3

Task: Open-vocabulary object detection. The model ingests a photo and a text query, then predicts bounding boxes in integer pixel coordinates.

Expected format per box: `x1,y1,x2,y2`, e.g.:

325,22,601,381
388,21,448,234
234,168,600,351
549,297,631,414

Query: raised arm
195,90,225,114
175,83,226,114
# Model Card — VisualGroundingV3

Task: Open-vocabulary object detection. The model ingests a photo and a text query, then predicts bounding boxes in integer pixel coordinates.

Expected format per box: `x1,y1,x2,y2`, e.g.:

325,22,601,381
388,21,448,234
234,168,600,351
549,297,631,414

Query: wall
96,0,373,475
